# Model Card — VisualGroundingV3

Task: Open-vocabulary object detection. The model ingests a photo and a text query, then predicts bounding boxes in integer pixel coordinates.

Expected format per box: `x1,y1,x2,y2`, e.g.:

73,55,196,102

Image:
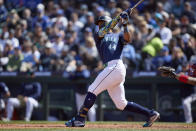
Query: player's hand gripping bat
121,0,144,18
120,0,144,25
98,0,145,37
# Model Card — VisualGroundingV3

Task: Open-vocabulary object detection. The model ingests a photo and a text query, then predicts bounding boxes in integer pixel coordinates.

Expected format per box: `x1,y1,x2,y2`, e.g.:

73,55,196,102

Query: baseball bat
127,0,145,14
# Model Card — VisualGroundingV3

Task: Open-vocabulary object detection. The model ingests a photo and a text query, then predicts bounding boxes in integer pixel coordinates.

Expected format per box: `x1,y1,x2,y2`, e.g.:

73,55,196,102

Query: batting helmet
95,16,112,25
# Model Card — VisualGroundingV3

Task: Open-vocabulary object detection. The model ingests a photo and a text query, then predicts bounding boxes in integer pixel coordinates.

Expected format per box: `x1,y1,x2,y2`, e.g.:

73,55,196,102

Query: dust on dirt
0,123,196,130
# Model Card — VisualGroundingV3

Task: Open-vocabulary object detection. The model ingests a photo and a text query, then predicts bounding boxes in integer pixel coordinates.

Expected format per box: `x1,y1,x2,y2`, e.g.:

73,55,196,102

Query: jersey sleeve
0,82,9,94
119,33,125,45
93,26,101,46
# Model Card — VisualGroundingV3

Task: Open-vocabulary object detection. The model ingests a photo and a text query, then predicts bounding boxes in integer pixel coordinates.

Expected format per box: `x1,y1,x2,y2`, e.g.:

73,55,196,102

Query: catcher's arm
158,66,176,78
158,66,196,85
176,74,196,85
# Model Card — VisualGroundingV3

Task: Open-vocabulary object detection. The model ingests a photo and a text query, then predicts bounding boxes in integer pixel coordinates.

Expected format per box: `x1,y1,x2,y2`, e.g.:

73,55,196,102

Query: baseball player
0,82,10,116
159,64,196,123
65,9,160,127
3,81,42,122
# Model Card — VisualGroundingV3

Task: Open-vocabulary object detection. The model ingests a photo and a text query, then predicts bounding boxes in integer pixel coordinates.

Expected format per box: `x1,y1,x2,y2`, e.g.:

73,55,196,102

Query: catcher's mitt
158,66,176,78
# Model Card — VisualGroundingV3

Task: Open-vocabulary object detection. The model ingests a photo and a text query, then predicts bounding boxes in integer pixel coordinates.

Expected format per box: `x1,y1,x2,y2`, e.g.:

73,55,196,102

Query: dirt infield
0,123,196,130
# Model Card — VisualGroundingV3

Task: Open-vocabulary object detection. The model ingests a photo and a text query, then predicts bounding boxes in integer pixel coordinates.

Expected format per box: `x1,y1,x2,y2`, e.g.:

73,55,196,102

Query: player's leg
66,64,119,127
25,97,39,121
75,93,96,121
4,98,20,121
0,99,5,110
107,83,159,127
182,93,196,123
87,104,96,121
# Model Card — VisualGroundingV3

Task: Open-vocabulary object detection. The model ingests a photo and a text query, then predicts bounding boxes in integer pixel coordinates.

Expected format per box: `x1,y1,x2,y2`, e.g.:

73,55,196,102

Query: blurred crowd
0,0,196,74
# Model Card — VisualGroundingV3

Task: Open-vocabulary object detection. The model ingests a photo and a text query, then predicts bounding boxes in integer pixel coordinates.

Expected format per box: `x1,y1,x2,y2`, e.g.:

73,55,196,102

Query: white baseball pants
0,99,5,110
75,93,96,121
88,59,128,110
6,97,38,121
182,93,196,123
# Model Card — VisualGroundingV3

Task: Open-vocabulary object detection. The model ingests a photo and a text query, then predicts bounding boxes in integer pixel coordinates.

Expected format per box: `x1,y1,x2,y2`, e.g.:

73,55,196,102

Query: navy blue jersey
21,82,42,100
0,82,9,99
94,32,125,64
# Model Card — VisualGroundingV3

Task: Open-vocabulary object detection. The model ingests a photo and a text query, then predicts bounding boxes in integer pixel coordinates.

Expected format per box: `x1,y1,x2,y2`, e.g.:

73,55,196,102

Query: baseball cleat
143,111,160,127
65,117,85,127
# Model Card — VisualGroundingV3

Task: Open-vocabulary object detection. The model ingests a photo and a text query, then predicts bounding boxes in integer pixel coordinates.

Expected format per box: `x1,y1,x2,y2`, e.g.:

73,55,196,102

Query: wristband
179,74,189,83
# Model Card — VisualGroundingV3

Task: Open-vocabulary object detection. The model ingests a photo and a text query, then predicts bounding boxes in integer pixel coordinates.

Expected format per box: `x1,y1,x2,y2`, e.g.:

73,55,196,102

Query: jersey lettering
103,35,118,43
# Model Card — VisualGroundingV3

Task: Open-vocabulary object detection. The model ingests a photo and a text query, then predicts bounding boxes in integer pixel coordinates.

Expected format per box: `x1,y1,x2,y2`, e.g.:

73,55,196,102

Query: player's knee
7,98,14,105
182,98,191,106
114,100,127,111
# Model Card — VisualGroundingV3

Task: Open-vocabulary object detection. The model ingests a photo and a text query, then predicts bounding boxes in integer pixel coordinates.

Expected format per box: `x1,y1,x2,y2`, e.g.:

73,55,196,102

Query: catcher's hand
158,66,176,78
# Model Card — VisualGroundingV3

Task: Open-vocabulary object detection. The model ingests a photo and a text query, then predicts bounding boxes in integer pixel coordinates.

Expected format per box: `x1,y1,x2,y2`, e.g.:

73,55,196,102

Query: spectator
160,0,172,13
79,4,89,25
2,40,14,57
152,46,172,69
52,33,64,57
105,0,116,15
7,29,19,48
3,74,42,121
122,43,138,70
80,36,98,70
171,0,184,18
20,42,34,72
182,2,196,24
156,2,169,21
6,47,24,72
69,61,96,121
156,13,172,45
32,45,40,70
82,12,96,33
32,4,50,31
32,23,47,47
22,9,33,31
168,15,181,36
51,9,68,30
80,27,93,45
6,10,20,29
39,42,57,71
0,0,7,22
171,46,187,72
180,34,196,61
180,15,196,37
56,45,74,72
71,12,84,32
144,11,157,28
142,36,163,71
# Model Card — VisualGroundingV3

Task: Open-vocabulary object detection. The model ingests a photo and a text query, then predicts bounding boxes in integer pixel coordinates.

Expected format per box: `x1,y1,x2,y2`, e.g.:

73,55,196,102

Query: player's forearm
123,25,131,43
99,15,121,37
176,74,196,85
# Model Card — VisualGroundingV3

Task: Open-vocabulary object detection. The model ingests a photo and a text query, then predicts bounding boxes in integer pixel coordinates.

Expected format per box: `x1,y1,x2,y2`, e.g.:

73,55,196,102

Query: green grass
0,121,196,131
